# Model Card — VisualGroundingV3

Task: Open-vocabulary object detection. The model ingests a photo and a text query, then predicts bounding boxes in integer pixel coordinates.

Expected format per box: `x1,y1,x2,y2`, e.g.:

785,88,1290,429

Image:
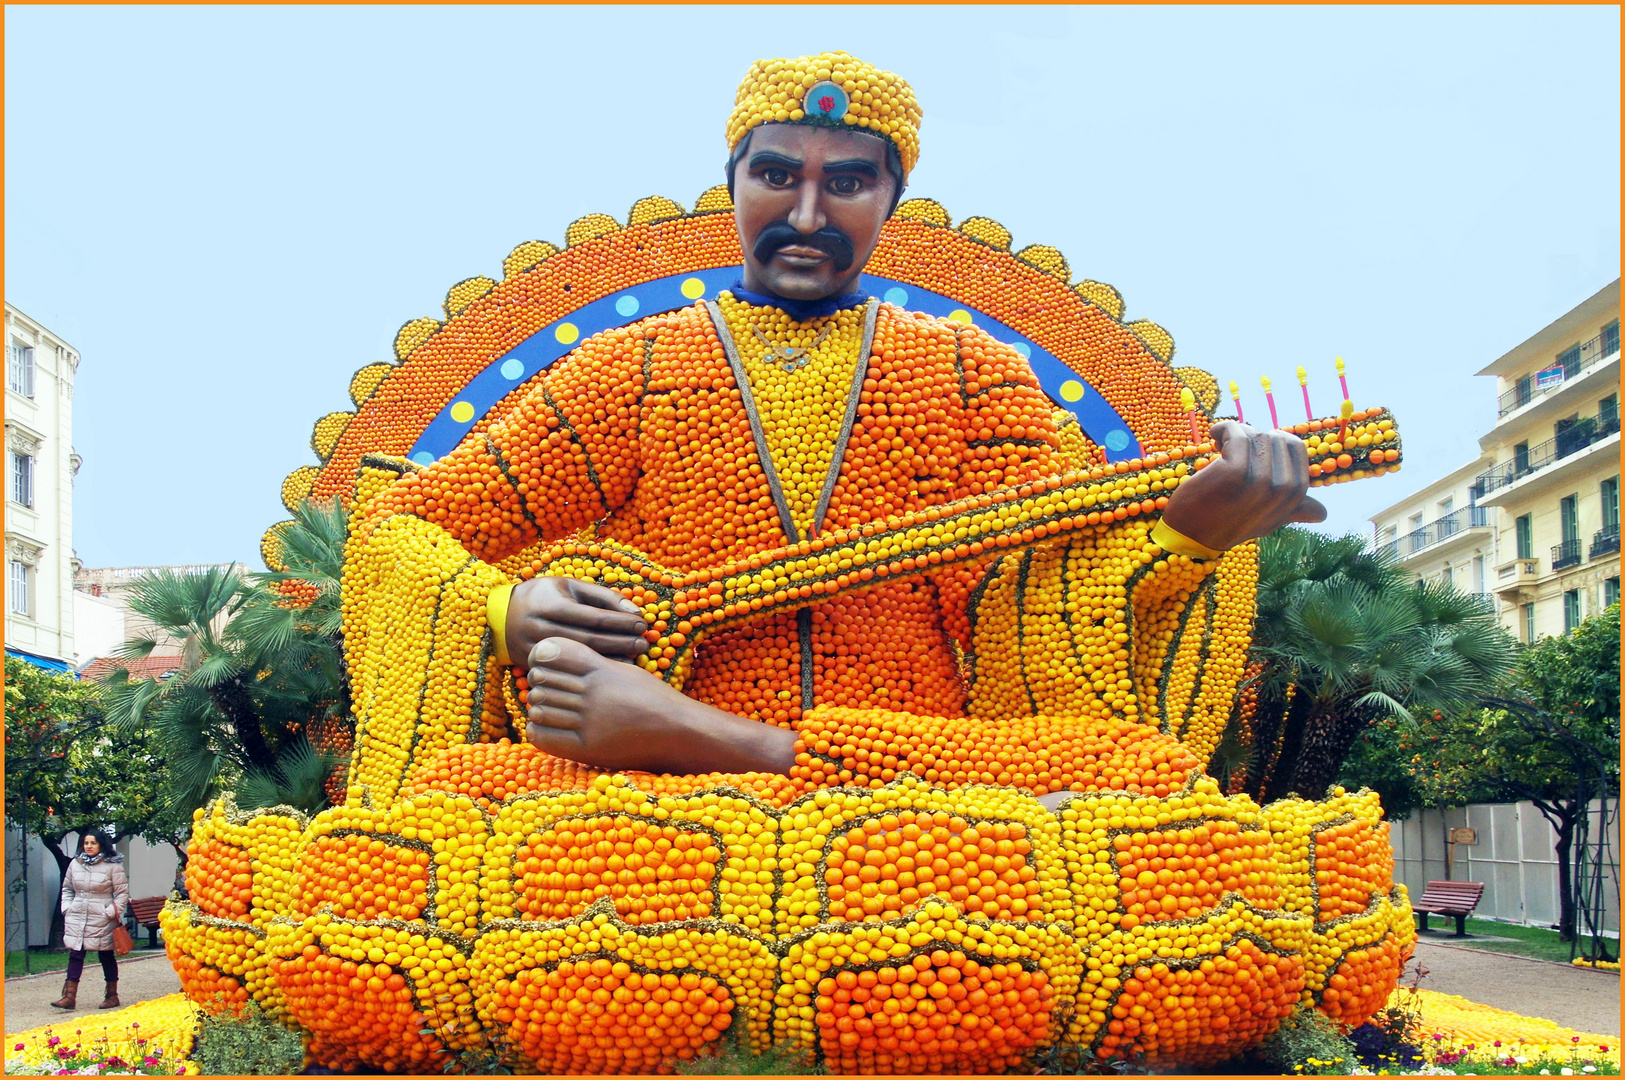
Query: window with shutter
7,340,35,398
8,560,29,616
10,451,33,507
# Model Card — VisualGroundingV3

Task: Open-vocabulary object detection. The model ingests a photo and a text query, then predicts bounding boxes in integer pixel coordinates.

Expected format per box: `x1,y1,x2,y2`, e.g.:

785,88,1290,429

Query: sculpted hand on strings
1160,421,1327,552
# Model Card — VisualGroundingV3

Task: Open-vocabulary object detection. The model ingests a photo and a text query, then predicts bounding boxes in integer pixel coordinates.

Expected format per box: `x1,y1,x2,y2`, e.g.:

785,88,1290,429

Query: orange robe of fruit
342,295,1228,808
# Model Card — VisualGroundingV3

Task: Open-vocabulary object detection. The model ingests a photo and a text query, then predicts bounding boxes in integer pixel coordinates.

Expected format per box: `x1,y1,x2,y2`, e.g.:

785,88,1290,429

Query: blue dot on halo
500,358,524,380
1104,429,1131,453
1013,341,1032,360
411,451,436,465
615,294,640,318
882,286,909,307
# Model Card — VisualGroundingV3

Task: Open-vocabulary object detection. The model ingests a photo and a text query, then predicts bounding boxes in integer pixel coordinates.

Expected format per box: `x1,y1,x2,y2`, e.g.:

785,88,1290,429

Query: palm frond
1339,537,1404,591
190,650,248,689
114,635,163,661
271,498,349,576
162,742,229,808
1305,534,1371,581
1277,581,1376,692
1346,585,1424,649
226,600,302,662
236,737,341,814
246,499,348,609
1440,616,1519,677
97,673,166,734
124,565,245,637
1351,689,1414,726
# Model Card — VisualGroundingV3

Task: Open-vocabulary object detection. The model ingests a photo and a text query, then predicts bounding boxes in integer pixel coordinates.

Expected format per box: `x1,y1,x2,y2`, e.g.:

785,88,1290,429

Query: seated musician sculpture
162,52,1415,1076
344,53,1326,805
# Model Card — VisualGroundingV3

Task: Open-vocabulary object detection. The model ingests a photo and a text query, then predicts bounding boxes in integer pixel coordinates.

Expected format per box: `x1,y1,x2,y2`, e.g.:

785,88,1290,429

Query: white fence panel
1386,798,1618,934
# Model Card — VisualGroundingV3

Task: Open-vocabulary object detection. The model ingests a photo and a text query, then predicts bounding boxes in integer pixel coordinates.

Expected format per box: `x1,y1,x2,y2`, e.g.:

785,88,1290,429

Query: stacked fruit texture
165,195,1413,1072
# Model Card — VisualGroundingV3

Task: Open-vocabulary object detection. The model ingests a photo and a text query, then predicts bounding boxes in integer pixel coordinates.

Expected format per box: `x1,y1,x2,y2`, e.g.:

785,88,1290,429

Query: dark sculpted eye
829,175,863,195
762,167,792,186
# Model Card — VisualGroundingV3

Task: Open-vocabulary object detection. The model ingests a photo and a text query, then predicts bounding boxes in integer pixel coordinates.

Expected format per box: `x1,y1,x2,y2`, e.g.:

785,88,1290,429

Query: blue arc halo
408,270,1142,466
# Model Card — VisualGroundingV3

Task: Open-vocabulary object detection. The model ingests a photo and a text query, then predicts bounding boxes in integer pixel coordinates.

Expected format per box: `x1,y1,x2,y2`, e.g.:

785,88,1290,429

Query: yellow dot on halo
449,401,476,424
1060,380,1086,403
947,309,973,325
554,323,580,345
680,277,707,300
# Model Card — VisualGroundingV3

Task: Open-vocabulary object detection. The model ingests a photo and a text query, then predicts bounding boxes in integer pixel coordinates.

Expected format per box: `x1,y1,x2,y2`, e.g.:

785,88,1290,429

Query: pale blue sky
7,6,1619,569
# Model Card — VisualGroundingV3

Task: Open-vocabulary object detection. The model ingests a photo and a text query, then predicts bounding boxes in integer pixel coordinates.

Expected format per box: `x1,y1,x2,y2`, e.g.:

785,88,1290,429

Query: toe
532,635,601,676
526,721,585,756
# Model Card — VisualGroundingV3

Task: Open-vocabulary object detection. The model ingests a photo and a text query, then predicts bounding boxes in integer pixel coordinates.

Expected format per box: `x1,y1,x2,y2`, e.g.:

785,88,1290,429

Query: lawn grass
6,947,166,978
6,950,72,977
1419,917,1619,967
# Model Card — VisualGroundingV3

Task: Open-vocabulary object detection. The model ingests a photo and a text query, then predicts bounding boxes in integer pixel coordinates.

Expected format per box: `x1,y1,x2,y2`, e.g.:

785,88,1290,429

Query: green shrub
1257,1005,1359,1075
190,1000,304,1076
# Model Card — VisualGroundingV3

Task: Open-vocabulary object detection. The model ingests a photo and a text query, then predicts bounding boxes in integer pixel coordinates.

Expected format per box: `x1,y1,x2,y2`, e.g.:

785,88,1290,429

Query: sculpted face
733,123,899,302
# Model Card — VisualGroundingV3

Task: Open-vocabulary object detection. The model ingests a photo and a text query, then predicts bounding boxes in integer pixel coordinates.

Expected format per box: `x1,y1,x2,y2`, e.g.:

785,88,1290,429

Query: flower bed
1401,989,1618,1074
5,995,198,1075
6,986,1616,1076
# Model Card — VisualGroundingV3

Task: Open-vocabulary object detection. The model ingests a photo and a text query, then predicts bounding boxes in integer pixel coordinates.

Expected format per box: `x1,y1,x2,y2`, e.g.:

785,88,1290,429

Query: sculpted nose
787,181,826,235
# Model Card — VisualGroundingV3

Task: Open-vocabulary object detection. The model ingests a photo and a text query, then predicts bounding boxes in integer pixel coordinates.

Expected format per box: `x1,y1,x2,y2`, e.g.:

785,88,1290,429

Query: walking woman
50,830,129,1010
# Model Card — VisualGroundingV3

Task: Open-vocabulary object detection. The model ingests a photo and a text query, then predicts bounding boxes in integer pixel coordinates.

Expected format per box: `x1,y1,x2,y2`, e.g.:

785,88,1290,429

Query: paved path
1408,940,1620,1036
4,952,179,1037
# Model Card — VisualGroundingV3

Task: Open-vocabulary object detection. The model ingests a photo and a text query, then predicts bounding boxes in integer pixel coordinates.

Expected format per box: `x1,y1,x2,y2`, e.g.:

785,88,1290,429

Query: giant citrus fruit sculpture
163,193,1415,1072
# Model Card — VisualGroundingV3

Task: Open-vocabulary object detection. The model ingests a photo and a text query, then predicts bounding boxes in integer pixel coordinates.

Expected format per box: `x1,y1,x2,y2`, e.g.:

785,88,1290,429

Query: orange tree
3,656,174,947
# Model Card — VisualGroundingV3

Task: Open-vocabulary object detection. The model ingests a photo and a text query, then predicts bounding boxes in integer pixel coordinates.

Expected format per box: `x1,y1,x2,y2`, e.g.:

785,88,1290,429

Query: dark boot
98,980,119,1009
49,980,78,1010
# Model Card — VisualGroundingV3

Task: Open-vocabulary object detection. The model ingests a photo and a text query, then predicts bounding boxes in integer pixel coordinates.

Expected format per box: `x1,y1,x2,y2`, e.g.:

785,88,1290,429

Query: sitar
502,407,1402,687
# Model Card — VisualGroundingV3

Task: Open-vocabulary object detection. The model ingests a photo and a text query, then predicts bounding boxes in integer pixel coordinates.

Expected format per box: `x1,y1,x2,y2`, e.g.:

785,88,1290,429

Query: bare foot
524,637,798,775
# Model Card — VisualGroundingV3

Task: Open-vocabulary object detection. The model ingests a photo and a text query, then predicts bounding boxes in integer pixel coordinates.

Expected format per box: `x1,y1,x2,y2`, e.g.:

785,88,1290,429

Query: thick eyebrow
748,150,804,171
821,158,881,178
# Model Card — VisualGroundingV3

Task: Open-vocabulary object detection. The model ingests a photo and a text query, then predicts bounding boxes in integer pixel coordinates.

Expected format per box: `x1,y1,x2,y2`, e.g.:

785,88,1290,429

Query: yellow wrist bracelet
1151,519,1227,561
487,582,517,666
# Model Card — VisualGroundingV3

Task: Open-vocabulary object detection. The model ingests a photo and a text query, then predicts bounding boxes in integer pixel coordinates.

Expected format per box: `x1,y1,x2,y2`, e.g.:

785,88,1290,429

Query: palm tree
1241,528,1516,803
99,498,351,814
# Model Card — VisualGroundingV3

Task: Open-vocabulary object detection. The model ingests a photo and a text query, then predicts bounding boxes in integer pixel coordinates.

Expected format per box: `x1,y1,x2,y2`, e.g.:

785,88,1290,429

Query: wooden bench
1413,880,1485,937
128,896,169,948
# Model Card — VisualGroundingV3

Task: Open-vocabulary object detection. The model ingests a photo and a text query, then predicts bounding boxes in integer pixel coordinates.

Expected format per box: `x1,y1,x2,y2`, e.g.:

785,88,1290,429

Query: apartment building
1369,457,1495,606
1472,282,1619,641
4,303,80,669
1370,281,1619,641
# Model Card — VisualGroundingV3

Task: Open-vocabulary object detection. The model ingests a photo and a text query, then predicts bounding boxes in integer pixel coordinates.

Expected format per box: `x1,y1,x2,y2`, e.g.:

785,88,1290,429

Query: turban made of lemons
726,51,922,178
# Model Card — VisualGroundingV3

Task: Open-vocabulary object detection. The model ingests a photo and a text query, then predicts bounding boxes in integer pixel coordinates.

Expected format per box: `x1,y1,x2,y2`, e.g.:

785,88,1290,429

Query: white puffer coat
61,854,130,952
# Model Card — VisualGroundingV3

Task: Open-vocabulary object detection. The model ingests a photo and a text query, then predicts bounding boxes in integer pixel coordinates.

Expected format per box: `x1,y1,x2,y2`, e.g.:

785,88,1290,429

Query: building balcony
1494,557,1541,598
1552,538,1583,571
1592,525,1621,560
1496,328,1619,418
1471,406,1621,509
1375,506,1492,563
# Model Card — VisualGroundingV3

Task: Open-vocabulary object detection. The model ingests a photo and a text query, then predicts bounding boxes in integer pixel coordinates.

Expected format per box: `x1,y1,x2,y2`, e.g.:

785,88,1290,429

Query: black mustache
752,223,855,273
